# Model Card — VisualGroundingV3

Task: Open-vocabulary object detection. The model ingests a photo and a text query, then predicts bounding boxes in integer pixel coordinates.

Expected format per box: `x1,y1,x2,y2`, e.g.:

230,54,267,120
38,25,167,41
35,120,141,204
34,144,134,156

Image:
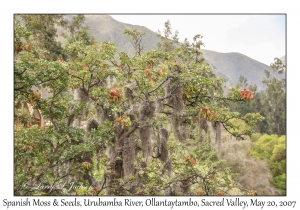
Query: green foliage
271,136,286,162
251,134,286,193
14,108,32,126
157,20,179,52
63,15,95,46
123,29,145,56
19,14,67,61
112,135,241,196
272,173,286,195
14,17,265,196
228,58,286,135
14,17,69,102
14,119,114,195
251,134,278,160
262,62,286,135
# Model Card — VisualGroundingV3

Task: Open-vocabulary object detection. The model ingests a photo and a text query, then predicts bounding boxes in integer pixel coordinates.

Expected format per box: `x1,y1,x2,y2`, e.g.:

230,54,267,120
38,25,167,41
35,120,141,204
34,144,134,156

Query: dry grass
219,136,281,195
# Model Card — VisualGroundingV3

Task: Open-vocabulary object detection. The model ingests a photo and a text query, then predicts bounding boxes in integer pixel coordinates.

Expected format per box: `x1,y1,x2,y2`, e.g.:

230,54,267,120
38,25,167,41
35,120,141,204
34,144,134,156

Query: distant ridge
83,15,160,53
80,15,285,91
199,49,280,90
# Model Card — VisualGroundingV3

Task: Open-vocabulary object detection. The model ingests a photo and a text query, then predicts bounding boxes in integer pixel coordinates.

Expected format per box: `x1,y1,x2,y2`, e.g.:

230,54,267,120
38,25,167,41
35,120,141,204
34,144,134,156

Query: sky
111,15,286,66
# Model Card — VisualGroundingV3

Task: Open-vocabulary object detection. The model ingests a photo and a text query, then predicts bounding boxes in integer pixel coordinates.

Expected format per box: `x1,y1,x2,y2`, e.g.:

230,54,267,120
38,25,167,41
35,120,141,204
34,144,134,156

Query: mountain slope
84,15,160,53
200,49,276,90
82,15,283,91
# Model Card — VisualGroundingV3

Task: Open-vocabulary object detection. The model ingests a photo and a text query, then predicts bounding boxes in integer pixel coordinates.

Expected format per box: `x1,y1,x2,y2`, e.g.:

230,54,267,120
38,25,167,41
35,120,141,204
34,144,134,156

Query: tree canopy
14,15,275,196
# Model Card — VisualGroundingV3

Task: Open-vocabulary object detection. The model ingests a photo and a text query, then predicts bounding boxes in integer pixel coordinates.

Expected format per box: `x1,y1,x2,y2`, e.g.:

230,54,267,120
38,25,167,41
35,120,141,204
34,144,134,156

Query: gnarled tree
14,17,264,196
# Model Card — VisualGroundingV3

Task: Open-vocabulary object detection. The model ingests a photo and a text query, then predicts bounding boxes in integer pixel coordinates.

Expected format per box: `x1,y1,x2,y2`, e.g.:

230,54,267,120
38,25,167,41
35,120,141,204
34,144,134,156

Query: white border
2,1,299,209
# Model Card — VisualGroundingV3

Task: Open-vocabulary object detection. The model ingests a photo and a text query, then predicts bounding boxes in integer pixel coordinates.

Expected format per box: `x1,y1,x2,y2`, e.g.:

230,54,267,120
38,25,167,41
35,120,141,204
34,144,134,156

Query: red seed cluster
240,89,253,101
57,58,64,63
110,87,121,101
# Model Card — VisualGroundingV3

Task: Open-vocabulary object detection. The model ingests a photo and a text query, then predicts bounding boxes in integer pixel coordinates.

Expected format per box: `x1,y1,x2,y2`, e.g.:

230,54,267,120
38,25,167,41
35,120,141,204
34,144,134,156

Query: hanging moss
171,115,182,141
161,159,172,177
200,118,209,134
166,183,182,196
159,128,169,162
214,121,221,158
168,79,186,142
139,126,152,159
172,84,184,111
122,138,136,177
124,87,134,101
97,108,114,123
138,101,156,160
106,74,116,88
138,101,156,120
74,87,89,103
86,118,99,131
180,179,190,194
106,150,123,195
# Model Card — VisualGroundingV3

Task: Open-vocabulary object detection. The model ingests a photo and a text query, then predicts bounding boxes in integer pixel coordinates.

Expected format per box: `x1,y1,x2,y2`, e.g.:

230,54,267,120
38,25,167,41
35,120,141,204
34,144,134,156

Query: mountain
83,15,160,53
199,49,276,90
80,15,284,91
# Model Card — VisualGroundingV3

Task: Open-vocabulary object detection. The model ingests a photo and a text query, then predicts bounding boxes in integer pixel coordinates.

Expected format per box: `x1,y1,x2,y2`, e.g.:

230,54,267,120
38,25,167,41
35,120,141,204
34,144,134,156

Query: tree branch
159,83,181,101
160,110,172,115
120,122,139,140
149,76,171,94
162,103,173,109
220,121,245,140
